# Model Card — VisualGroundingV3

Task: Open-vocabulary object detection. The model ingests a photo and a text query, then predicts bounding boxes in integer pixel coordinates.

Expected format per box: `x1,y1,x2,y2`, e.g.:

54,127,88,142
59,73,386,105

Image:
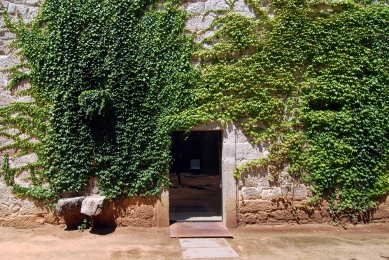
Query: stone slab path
179,238,239,259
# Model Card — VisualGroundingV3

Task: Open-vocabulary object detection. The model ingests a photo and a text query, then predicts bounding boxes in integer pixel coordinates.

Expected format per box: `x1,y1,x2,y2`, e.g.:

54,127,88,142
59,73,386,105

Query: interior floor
169,131,222,222
169,172,221,222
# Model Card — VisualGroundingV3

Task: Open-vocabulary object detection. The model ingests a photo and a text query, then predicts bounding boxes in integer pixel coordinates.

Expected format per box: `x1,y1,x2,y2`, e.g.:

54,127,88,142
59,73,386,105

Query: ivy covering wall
1,0,197,201
1,0,389,220
170,0,389,219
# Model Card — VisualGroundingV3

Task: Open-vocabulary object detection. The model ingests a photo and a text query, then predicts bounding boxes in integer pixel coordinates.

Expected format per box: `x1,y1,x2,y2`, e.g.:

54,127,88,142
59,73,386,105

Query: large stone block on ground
81,195,106,216
56,196,85,216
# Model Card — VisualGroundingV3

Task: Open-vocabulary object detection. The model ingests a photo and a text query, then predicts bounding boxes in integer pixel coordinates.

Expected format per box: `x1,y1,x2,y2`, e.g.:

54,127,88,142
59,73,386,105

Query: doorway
169,131,222,222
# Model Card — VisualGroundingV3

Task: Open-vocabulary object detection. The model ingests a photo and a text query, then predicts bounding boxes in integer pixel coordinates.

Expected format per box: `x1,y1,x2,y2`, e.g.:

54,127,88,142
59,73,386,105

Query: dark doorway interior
169,131,222,222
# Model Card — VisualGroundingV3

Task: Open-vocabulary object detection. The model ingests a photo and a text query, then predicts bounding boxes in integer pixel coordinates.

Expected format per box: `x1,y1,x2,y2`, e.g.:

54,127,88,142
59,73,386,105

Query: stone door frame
157,122,238,227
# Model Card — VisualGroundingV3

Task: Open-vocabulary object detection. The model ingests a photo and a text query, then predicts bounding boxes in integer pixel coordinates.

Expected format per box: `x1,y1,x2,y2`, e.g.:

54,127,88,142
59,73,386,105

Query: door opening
169,131,222,222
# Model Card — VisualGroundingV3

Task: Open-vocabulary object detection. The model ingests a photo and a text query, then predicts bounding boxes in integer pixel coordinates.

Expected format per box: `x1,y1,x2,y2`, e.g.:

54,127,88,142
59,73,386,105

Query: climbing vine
169,0,389,219
1,0,389,221
1,0,197,201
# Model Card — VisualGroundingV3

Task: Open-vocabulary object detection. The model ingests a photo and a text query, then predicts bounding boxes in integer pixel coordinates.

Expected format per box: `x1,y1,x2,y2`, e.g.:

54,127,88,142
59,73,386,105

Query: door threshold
170,222,233,238
175,219,222,222
170,213,222,222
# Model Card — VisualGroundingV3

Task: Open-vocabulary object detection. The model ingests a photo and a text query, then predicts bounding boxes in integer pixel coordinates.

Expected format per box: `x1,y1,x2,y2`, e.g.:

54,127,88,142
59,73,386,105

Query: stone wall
0,0,254,229
184,0,255,41
234,131,389,225
58,196,161,229
0,0,47,229
0,0,389,228
237,193,389,226
0,181,160,229
234,128,314,225
0,0,169,229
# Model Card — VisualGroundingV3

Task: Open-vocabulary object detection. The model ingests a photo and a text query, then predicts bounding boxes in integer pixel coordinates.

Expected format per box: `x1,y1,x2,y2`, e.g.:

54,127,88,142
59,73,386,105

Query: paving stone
180,238,230,248
180,238,239,259
182,247,239,259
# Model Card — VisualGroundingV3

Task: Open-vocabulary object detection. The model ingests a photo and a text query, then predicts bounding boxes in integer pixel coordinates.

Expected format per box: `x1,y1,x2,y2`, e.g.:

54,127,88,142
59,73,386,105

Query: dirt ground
0,223,389,260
